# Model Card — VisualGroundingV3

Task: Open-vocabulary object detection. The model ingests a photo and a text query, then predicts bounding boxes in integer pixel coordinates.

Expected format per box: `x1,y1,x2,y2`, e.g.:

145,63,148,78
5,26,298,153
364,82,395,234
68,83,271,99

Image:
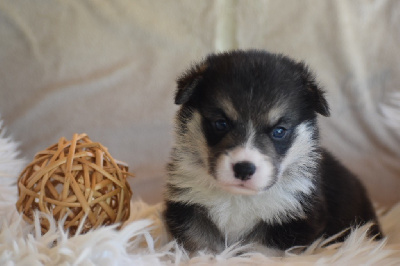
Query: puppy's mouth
218,181,260,195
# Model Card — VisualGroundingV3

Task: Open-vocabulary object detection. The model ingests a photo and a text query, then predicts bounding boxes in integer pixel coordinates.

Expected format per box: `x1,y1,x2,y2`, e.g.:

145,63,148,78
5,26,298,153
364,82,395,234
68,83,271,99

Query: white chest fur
203,177,314,244
207,195,263,243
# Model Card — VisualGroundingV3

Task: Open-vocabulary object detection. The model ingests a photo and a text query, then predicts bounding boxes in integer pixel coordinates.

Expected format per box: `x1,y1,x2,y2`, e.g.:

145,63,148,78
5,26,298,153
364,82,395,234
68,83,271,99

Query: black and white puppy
164,50,382,253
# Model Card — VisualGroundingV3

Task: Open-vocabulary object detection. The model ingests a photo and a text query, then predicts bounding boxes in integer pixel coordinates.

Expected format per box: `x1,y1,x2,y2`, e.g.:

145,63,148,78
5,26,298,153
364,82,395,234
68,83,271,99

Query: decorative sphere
16,133,133,235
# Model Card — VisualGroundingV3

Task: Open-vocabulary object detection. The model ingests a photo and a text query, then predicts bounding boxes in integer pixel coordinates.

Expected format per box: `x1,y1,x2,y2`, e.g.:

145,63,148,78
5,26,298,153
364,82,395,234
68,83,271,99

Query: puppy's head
172,50,329,196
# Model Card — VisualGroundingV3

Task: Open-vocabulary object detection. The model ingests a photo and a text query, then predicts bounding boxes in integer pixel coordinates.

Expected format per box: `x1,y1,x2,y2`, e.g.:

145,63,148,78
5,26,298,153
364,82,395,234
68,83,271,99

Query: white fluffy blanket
1,122,400,265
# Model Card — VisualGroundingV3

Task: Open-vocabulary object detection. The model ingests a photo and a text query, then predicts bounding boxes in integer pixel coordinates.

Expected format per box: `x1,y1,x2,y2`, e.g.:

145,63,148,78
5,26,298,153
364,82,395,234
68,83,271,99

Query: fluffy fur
164,50,382,253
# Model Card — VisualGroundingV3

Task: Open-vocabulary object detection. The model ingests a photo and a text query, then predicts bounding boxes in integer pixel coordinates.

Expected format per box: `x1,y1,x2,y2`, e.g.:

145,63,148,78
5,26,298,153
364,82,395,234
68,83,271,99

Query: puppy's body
164,50,381,253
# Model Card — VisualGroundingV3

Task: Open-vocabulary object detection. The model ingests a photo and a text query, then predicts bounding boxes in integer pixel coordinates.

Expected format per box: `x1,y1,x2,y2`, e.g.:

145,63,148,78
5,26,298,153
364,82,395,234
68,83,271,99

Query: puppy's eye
214,119,229,131
272,127,287,139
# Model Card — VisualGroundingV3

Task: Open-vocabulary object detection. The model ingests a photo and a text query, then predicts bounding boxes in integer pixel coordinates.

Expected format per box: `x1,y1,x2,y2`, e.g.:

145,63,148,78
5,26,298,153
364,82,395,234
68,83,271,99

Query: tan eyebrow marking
219,98,239,121
267,101,289,125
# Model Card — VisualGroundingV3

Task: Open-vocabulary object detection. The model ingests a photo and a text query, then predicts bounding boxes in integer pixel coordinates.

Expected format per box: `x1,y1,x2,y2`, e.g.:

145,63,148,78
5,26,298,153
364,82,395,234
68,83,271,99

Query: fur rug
1,121,400,265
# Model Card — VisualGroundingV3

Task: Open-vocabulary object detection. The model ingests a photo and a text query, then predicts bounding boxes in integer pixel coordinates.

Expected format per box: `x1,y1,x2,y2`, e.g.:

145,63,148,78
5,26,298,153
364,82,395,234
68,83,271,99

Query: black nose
233,161,256,181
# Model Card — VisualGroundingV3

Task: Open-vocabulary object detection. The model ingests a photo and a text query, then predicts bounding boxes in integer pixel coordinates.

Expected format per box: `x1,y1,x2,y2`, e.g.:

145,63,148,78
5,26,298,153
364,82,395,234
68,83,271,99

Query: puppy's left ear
175,62,208,105
301,64,330,117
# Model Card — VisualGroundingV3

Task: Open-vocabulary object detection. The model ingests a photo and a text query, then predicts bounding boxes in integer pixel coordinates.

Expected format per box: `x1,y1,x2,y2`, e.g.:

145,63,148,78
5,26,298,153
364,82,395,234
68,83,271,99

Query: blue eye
214,119,229,131
272,127,287,139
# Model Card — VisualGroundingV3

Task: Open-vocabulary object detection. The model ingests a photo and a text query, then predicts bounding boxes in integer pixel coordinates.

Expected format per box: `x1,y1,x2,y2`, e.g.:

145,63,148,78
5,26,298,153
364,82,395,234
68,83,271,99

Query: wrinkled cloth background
0,0,399,206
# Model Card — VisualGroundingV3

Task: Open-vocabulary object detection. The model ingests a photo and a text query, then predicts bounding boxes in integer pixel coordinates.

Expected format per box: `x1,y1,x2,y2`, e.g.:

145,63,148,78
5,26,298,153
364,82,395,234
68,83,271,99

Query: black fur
164,50,382,253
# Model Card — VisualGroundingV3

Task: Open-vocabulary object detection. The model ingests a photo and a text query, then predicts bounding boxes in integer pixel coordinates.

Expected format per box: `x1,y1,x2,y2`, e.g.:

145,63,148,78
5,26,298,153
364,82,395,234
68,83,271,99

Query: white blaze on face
215,143,274,195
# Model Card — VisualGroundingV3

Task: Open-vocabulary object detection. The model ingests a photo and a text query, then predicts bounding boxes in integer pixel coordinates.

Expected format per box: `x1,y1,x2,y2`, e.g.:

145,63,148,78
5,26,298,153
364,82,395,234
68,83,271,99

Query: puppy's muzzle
233,161,256,181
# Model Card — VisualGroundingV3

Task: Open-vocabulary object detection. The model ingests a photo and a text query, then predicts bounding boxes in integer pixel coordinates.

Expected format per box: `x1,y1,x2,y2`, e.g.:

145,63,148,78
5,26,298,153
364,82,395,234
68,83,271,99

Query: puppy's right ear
175,62,208,105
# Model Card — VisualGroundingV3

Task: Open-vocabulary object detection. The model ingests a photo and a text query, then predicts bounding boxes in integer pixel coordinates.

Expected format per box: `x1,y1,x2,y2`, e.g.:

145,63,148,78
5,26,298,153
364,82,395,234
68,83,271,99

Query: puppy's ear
301,64,330,117
175,62,208,105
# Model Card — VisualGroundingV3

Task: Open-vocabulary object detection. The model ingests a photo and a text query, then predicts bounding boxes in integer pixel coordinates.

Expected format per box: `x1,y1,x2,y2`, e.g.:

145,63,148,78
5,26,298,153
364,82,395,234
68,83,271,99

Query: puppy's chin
217,182,261,195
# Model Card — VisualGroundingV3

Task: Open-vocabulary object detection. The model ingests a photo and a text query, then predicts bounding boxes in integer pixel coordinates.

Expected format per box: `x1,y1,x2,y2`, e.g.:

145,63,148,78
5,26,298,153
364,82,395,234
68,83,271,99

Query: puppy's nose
233,161,256,181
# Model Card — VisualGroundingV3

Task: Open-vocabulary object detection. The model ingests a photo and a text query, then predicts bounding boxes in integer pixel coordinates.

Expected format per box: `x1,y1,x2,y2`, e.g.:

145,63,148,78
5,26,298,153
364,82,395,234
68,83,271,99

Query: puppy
164,50,382,253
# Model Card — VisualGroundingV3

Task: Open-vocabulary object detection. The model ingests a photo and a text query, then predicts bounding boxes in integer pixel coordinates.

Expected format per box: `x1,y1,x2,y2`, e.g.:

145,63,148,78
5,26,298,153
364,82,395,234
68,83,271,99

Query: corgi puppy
164,50,382,253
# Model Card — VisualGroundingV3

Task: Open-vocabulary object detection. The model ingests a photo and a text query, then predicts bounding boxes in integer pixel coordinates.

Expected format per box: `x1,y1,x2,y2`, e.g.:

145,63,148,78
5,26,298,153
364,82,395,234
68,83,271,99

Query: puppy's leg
164,201,225,253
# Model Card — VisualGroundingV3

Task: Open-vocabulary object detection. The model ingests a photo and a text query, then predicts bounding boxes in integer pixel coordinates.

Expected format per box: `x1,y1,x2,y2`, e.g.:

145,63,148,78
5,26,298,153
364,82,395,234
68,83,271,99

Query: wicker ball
16,133,133,235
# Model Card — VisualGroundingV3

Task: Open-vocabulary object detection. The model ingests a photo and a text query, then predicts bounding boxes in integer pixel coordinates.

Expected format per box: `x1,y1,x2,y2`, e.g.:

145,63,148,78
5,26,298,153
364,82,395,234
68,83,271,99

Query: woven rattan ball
16,133,133,235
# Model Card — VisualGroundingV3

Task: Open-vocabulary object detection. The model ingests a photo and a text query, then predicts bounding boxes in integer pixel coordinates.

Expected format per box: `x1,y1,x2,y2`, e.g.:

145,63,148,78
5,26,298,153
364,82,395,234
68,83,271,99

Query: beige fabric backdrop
1,0,399,205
